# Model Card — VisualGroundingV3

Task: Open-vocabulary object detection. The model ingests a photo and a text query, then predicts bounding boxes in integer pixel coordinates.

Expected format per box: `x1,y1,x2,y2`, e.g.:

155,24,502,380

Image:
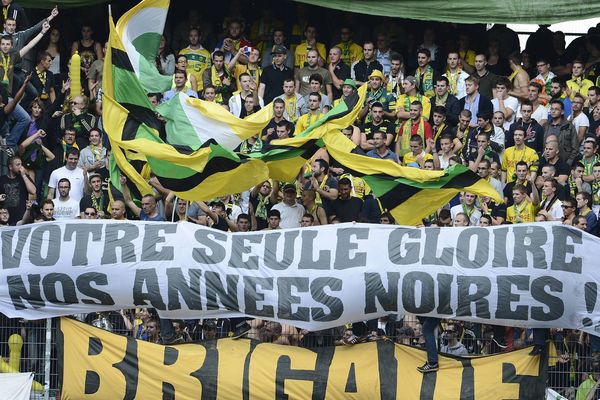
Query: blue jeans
419,316,441,364
4,101,30,147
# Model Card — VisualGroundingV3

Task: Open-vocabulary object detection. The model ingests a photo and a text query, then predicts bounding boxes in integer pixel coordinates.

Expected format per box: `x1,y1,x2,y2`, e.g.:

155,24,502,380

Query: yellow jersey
501,146,539,183
402,151,433,167
332,41,363,66
506,200,538,223
294,42,327,68
179,46,211,90
233,63,261,90
567,77,594,99
295,111,322,133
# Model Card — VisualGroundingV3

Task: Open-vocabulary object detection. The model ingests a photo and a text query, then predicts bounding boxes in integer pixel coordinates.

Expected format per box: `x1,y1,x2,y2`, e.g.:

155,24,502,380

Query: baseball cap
342,78,357,89
404,76,417,85
368,69,384,80
282,183,296,192
209,200,225,209
271,45,287,55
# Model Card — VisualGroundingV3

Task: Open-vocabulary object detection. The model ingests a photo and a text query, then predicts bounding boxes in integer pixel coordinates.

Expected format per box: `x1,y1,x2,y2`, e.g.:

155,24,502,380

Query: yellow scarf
400,118,425,157
446,69,461,96
211,65,230,104
433,123,447,142
315,174,329,206
1,53,10,86
508,67,522,82
284,95,298,122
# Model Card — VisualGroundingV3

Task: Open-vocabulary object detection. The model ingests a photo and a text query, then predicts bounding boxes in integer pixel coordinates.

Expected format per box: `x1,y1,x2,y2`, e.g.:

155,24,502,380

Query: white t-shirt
450,204,482,226
492,96,519,130
52,198,80,220
271,202,305,229
570,112,590,133
540,197,563,220
48,166,86,202
517,103,548,125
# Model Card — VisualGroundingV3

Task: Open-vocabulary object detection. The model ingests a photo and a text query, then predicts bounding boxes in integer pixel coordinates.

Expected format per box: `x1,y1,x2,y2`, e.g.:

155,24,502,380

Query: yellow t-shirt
567,77,594,99
506,200,538,223
233,63,261,91
402,151,433,167
294,42,327,68
396,94,431,120
501,146,539,183
295,111,322,133
459,49,476,68
179,47,211,90
332,41,363,66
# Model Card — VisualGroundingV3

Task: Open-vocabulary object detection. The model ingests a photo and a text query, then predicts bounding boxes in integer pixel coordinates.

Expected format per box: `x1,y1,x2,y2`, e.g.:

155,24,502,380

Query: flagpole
108,4,112,17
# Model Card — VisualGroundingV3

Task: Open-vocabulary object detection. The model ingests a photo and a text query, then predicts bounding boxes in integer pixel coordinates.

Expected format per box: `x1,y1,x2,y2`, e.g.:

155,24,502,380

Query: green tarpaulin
18,0,600,23
294,0,600,24
18,0,108,8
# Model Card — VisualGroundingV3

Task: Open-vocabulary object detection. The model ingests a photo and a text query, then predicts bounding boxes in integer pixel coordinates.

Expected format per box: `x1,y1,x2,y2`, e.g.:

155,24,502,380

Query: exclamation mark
583,282,597,327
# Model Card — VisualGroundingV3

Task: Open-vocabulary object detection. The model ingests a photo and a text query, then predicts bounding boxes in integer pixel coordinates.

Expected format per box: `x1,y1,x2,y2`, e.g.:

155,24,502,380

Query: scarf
508,67,522,82
567,176,578,197
284,95,298,122
239,138,262,154
314,174,329,206
255,194,269,220
446,69,461,96
513,199,531,223
400,118,425,157
462,203,475,219
415,65,434,97
90,143,104,162
91,192,104,215
1,53,10,87
433,123,447,142
593,180,600,206
62,140,79,162
211,65,231,104
403,93,423,111
582,155,599,176
435,92,449,107
36,67,49,100
386,72,404,97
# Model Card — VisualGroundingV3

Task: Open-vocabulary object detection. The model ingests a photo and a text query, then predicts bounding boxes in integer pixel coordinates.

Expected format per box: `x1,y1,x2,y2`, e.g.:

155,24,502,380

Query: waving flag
115,0,172,93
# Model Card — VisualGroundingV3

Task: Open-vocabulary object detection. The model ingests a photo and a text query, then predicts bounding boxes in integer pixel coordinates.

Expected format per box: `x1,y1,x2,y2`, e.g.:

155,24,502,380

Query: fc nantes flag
114,0,172,93
248,84,368,182
323,130,503,226
104,16,269,200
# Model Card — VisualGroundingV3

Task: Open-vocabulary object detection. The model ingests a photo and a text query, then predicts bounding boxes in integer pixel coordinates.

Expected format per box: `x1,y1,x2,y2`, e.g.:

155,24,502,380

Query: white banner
1,221,600,334
0,373,34,400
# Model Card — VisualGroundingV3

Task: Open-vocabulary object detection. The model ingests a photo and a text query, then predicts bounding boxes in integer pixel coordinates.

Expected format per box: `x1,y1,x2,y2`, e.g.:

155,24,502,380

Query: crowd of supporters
2,0,600,397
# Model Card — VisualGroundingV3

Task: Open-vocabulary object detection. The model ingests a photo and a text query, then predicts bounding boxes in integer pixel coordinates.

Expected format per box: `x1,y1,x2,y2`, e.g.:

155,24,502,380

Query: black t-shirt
330,196,363,222
249,192,275,230
0,174,28,225
79,192,110,215
484,201,507,220
261,65,293,104
503,181,532,207
538,158,571,178
31,69,55,101
360,120,395,142
211,215,229,232
330,62,351,100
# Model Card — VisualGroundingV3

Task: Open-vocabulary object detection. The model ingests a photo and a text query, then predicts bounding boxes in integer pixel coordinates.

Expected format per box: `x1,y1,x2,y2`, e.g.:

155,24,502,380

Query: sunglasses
84,212,97,216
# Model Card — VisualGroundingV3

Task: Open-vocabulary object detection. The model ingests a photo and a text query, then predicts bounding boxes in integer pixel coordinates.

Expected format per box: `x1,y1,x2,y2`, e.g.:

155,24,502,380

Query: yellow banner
59,318,545,399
